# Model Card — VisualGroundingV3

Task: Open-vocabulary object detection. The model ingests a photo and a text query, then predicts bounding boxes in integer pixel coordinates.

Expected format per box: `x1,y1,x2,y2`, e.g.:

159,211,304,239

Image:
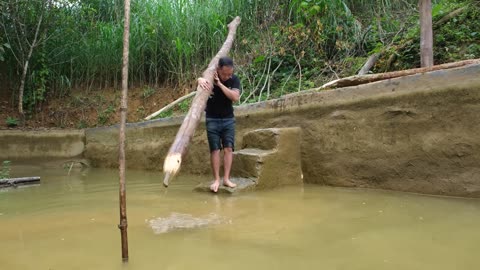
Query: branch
434,6,467,27
144,91,196,120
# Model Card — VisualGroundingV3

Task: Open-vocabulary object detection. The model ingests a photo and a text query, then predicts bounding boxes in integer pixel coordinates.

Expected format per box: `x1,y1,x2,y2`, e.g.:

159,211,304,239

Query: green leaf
432,4,443,17
309,5,321,15
254,55,265,64
293,23,304,29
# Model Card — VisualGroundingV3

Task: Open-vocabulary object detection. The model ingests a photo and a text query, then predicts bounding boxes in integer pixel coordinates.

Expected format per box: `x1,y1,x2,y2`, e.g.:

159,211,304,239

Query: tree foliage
0,0,478,114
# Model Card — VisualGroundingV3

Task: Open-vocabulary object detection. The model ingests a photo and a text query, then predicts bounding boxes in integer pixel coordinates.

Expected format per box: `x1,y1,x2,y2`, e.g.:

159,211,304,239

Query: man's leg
221,118,237,188
206,118,222,192
210,149,221,192
223,147,236,188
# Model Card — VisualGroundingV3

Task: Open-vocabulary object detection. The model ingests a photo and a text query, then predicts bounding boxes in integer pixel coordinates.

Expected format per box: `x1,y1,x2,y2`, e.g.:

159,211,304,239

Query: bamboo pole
118,0,131,262
144,91,196,120
163,16,241,187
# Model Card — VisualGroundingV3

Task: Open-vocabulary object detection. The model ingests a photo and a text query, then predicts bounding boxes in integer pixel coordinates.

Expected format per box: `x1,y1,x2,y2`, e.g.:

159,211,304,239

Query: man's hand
213,72,221,86
197,78,212,94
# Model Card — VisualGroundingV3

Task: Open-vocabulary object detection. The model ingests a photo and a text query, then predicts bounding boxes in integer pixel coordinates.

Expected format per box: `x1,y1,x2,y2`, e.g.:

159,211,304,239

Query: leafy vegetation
5,117,18,127
0,0,478,122
0,161,11,179
97,105,116,126
373,0,480,71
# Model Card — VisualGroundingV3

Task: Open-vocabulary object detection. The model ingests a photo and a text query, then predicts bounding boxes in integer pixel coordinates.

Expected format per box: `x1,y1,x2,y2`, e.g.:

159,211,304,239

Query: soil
0,84,195,129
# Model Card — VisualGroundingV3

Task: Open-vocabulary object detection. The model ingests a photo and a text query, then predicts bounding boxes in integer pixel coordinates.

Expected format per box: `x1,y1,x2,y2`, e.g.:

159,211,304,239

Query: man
198,57,241,192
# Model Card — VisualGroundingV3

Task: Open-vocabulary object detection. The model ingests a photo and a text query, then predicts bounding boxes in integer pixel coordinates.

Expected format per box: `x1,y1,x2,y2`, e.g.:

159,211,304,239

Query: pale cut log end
163,173,171,187
163,153,182,187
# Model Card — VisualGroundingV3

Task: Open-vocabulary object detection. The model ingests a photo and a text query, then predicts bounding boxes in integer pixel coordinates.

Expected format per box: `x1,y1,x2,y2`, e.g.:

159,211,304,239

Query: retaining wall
1,64,479,197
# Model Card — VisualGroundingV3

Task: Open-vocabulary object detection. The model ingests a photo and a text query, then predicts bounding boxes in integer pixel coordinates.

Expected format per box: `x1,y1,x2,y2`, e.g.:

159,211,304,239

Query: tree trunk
118,0,131,263
18,13,43,116
320,58,479,89
419,0,434,67
163,16,241,187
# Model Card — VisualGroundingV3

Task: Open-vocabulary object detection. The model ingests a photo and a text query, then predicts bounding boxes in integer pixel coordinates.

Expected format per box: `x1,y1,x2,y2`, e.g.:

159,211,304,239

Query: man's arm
214,73,240,102
218,84,240,102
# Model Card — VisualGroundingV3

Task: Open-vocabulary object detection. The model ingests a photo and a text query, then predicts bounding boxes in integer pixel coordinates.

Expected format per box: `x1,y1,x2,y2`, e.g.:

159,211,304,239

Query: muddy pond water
1,163,479,270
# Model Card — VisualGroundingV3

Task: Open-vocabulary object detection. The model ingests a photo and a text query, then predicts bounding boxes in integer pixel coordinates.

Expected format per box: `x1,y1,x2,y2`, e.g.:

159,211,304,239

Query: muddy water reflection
148,212,227,234
1,164,480,270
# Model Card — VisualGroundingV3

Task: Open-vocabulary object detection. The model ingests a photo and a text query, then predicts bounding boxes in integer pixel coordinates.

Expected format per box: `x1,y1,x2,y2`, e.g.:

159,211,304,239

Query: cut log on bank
357,53,380,75
320,58,480,89
0,177,40,188
163,16,241,187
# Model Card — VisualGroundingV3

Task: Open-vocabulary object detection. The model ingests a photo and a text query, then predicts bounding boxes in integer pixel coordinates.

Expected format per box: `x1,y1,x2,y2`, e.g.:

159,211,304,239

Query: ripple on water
147,212,227,234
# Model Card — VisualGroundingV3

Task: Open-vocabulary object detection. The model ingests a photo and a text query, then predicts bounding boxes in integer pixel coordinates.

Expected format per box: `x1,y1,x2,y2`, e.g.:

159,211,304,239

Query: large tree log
0,176,40,188
163,16,241,187
320,58,480,90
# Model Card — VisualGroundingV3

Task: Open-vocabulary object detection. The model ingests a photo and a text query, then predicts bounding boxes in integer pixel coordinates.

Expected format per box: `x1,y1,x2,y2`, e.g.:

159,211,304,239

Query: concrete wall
0,130,85,159
1,64,480,197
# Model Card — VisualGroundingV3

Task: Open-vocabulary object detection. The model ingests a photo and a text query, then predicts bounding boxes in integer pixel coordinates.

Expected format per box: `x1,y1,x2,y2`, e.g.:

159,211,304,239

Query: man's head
217,57,234,82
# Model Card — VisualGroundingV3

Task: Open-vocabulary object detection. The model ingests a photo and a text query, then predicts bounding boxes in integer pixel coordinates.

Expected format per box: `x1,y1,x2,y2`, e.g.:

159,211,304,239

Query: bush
6,117,18,127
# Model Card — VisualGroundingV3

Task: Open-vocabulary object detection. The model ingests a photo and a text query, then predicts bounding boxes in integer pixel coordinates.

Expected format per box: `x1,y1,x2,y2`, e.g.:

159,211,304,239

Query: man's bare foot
210,181,220,193
223,179,237,188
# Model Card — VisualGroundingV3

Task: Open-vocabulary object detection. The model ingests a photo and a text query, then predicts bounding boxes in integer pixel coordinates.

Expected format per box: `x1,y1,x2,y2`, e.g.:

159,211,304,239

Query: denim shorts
206,117,235,152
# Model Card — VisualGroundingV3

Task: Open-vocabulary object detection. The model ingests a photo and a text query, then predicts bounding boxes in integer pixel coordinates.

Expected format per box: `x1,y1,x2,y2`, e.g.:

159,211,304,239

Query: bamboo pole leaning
163,16,241,187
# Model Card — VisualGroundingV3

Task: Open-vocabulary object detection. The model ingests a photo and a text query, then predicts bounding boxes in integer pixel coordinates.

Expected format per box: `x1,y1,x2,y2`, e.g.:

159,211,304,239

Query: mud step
235,148,276,156
240,128,282,150
194,127,303,194
231,148,276,179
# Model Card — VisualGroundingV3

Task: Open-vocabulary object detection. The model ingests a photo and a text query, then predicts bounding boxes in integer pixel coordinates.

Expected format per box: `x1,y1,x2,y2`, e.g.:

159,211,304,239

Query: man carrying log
198,56,241,192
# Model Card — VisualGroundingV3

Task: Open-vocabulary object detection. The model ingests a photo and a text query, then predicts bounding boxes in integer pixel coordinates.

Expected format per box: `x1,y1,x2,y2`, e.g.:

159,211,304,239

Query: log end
227,16,241,30
163,153,182,187
163,173,171,187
